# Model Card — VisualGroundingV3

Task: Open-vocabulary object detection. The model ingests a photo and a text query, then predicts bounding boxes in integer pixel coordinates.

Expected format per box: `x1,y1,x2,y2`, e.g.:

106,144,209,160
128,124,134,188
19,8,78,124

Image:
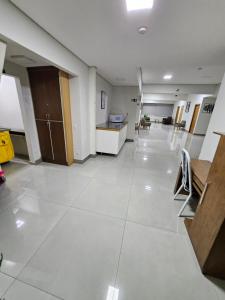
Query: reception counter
96,122,128,154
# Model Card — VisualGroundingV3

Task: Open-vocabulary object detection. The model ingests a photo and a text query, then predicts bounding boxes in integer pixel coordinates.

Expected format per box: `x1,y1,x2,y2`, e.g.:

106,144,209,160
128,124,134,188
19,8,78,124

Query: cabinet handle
47,121,55,160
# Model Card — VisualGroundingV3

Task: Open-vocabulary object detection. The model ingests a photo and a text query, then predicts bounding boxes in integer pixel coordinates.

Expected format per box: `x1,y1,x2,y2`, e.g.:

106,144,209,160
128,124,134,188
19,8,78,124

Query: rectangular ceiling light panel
126,0,154,11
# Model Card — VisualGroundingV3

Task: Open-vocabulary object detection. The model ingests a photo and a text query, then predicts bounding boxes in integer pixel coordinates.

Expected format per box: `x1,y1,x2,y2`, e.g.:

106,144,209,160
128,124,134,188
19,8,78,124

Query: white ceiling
10,0,225,85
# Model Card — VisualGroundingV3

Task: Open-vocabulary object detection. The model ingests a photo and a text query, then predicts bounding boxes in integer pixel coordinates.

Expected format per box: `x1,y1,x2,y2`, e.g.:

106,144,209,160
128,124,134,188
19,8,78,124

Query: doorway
189,104,200,134
178,106,184,123
175,106,181,123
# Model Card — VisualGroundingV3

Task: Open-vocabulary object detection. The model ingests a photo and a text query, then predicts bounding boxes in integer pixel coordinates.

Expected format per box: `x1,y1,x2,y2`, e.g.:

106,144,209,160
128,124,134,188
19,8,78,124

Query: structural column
89,66,97,155
0,40,6,74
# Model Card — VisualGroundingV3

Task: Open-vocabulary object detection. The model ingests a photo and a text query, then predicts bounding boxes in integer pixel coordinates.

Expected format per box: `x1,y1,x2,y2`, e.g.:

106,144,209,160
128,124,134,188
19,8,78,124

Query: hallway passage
0,125,224,300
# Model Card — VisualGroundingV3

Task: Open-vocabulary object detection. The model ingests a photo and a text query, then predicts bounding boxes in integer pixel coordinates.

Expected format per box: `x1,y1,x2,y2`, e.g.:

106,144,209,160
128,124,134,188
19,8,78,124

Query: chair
140,118,151,130
135,122,140,134
174,149,192,217
162,116,173,125
174,120,186,130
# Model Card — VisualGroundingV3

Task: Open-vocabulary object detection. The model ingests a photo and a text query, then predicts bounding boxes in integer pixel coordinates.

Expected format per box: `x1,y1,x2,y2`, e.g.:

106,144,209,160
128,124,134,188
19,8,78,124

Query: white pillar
199,72,225,161
0,40,6,74
89,66,97,155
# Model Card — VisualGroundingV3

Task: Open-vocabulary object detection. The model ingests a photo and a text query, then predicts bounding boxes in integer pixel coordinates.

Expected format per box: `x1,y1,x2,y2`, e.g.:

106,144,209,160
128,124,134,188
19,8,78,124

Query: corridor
0,124,224,300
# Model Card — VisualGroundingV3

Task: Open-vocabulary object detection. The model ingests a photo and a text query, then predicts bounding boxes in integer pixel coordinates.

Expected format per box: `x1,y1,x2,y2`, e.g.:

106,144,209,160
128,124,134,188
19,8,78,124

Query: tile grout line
13,205,70,285
9,277,64,300
1,273,16,298
113,180,133,292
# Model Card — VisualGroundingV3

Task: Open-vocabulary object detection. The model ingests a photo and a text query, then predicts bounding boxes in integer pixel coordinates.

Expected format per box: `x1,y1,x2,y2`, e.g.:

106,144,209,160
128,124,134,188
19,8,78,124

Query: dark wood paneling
28,67,63,121
28,70,49,120
36,120,53,162
50,121,67,165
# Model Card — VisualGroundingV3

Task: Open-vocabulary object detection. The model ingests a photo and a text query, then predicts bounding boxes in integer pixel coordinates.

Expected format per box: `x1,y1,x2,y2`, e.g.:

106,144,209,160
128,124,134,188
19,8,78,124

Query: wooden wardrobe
28,66,74,166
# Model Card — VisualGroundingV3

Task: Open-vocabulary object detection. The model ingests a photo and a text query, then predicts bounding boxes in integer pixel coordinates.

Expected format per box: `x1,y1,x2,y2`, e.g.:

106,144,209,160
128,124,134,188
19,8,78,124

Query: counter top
96,122,128,132
0,128,10,132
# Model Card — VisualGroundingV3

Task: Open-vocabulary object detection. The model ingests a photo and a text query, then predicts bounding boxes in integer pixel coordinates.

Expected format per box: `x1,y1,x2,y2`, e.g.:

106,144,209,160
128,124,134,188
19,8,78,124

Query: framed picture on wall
202,103,215,114
101,91,106,109
185,101,191,113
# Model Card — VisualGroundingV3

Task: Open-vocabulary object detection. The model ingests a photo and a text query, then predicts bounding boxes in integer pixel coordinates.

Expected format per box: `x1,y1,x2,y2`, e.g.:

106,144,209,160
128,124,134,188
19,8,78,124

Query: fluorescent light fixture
163,74,173,80
126,0,154,11
145,185,152,191
106,286,119,300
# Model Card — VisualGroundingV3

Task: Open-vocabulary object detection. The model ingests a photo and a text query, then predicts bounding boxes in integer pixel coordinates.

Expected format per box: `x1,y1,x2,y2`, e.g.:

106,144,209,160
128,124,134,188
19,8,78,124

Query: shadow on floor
1,161,28,177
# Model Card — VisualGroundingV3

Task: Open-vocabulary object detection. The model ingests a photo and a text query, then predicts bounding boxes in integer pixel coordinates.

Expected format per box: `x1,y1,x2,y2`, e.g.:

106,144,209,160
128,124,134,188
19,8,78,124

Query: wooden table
174,159,211,195
174,135,225,279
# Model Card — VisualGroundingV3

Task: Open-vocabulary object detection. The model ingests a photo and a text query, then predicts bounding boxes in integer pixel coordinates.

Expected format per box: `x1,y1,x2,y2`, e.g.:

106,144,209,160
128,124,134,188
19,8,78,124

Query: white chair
174,148,192,217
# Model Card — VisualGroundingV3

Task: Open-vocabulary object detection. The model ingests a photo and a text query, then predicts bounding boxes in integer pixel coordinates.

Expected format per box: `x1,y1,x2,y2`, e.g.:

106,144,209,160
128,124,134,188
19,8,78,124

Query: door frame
175,106,181,123
178,105,184,123
189,104,201,134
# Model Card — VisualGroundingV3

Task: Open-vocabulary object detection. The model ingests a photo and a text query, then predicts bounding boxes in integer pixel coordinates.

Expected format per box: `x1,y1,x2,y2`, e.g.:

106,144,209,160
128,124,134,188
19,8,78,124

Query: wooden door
36,120,53,162
28,67,63,121
50,121,67,165
43,68,63,121
189,104,200,134
175,106,181,123
28,70,49,120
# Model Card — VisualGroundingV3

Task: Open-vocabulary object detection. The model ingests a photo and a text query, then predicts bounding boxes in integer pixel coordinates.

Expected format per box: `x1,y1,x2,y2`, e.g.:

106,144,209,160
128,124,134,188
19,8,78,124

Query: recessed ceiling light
163,74,173,80
126,0,154,12
138,26,148,34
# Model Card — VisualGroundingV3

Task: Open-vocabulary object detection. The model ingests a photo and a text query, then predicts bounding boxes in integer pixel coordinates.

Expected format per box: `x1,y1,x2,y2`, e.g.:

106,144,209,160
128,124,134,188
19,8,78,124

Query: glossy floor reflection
0,124,224,300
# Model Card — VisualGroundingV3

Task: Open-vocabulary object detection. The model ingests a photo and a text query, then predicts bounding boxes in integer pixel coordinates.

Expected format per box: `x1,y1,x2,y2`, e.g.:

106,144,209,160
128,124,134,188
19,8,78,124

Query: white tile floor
0,124,224,300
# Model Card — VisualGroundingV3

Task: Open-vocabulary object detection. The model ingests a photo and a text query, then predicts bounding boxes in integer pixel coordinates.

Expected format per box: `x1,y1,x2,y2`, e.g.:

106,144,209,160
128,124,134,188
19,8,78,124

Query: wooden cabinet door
42,68,63,121
49,121,67,165
35,120,53,162
28,67,63,121
28,70,49,120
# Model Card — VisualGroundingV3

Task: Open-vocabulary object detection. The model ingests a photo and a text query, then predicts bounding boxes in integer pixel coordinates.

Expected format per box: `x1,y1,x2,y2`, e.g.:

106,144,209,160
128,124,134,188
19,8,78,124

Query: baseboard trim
74,154,97,164
193,133,206,136
15,154,29,160
30,158,42,165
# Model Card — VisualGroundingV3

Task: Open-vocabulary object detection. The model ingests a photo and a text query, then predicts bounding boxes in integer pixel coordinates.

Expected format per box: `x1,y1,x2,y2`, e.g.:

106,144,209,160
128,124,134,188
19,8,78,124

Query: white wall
200,73,225,161
111,86,138,140
3,61,41,162
0,74,24,130
89,67,96,155
194,97,216,135
184,94,207,131
172,100,187,120
96,74,112,124
0,0,91,160
0,40,6,74
143,84,218,94
143,104,173,117
172,94,213,132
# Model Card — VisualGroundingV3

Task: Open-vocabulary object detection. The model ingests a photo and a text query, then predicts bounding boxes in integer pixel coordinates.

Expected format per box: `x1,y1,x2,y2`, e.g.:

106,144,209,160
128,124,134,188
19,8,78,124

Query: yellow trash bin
0,130,15,163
